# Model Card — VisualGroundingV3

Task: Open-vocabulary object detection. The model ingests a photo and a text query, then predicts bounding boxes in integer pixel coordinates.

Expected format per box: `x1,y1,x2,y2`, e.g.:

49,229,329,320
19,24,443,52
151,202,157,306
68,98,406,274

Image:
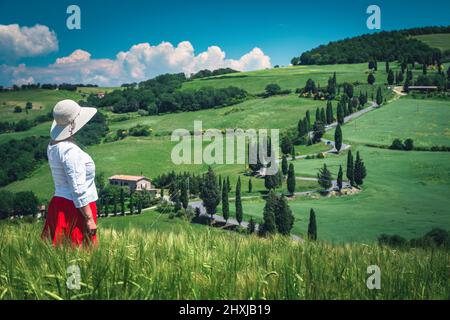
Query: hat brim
50,107,97,141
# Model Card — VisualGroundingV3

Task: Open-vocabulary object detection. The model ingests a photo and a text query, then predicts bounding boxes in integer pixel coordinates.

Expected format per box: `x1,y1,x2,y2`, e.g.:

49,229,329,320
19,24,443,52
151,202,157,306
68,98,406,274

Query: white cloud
0,24,58,62
55,49,91,64
1,41,271,86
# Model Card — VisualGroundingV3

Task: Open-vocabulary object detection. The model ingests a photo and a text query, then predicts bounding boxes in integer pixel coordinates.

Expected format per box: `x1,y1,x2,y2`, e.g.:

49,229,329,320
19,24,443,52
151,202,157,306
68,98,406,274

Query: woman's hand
85,217,97,236
78,204,97,236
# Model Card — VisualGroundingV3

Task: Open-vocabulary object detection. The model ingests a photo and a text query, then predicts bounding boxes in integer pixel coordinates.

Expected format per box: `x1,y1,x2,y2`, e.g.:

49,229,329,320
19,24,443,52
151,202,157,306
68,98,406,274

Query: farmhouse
108,174,156,193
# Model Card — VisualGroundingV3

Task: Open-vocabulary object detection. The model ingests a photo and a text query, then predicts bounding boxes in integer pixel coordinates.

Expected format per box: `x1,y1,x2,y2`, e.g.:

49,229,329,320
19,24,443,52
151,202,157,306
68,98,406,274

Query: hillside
414,33,450,52
291,26,450,65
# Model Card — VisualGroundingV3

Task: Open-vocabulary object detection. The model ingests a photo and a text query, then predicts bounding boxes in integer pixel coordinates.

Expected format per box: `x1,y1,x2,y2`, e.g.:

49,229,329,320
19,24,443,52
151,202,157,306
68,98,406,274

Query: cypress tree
291,145,295,157
376,87,383,106
275,195,294,235
222,179,229,222
354,151,367,186
368,73,375,85
346,150,354,186
200,166,220,219
248,178,253,193
297,118,305,136
180,179,189,209
235,176,243,225
305,110,311,131
262,190,277,235
281,155,288,175
315,108,320,123
422,64,427,75
387,69,394,85
326,100,333,124
287,163,296,195
227,176,231,192
320,108,326,124
343,100,349,116
385,61,390,73
334,124,343,153
303,118,309,135
317,164,332,191
337,165,343,191
398,70,404,83
307,208,317,240
403,78,411,93
247,218,256,234
337,102,344,125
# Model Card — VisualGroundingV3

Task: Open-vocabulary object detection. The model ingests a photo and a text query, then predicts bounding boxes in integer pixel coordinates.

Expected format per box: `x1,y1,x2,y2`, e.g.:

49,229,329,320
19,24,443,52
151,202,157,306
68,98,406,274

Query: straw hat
50,99,97,141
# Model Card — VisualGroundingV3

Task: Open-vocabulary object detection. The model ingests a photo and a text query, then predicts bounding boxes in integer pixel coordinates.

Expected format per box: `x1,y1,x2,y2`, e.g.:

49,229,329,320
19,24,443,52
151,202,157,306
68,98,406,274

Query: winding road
187,101,379,242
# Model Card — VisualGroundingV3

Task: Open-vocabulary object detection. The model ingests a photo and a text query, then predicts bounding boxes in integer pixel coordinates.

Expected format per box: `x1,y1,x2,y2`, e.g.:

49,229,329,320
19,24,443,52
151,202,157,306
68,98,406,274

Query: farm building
108,175,157,193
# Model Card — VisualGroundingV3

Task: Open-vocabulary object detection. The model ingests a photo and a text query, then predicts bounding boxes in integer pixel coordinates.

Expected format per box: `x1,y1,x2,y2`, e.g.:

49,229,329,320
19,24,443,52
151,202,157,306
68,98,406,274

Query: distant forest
292,26,450,65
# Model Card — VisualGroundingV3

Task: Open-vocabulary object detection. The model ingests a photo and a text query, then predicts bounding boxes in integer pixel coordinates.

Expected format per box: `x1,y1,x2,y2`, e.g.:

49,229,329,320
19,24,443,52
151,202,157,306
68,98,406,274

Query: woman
42,99,99,246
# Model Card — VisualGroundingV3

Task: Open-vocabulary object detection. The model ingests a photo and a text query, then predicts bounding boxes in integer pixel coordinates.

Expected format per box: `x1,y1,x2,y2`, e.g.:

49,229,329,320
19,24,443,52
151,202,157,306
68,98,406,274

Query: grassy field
0,221,448,300
325,98,450,148
108,95,324,133
183,63,390,94
0,89,82,122
221,146,450,243
414,33,450,52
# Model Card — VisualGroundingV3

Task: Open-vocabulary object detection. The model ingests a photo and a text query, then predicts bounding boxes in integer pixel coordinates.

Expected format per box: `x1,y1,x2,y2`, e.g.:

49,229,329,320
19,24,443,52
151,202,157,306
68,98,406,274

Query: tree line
291,26,449,66
190,68,239,79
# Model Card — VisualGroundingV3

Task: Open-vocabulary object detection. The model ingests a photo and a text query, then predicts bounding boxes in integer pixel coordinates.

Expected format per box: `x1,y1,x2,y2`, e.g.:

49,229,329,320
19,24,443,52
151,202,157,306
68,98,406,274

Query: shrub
389,138,404,150
403,139,414,151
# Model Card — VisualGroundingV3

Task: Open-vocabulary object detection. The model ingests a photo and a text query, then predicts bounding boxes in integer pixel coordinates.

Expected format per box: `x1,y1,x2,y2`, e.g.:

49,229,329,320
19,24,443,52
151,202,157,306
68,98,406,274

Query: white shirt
47,141,98,208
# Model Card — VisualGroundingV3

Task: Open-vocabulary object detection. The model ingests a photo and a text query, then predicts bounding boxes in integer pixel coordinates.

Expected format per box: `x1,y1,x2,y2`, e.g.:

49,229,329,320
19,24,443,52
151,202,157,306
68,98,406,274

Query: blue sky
1,0,449,86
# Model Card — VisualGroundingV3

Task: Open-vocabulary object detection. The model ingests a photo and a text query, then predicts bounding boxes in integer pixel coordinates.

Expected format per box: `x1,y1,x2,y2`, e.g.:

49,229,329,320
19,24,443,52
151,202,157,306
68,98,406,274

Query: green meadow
414,33,450,52
325,98,450,148
0,89,82,122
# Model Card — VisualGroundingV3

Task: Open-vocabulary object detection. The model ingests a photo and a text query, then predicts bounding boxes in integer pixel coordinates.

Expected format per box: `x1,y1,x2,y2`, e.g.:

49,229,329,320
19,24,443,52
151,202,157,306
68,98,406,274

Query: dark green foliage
128,124,151,137
247,217,256,234
389,138,405,150
13,191,39,217
304,79,316,94
190,67,239,79
307,208,317,240
200,167,220,218
337,101,344,125
385,61,390,73
404,138,414,151
0,136,48,187
275,195,294,235
376,87,383,106
180,179,189,209
354,151,367,186
326,100,333,124
379,228,450,248
248,178,253,193
387,69,395,85
0,190,14,219
337,165,343,191
317,164,332,191
291,26,447,65
312,121,325,143
281,135,293,155
346,150,354,186
129,191,135,214
334,124,343,153
75,111,108,146
235,176,243,225
222,179,229,222
281,155,288,175
368,73,375,85
287,163,296,195
264,83,281,96
262,190,277,235
120,188,125,215
343,83,354,99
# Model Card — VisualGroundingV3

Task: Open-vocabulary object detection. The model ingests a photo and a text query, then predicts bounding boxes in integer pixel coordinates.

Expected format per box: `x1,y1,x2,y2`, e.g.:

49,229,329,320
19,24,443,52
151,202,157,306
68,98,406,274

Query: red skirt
42,196,98,246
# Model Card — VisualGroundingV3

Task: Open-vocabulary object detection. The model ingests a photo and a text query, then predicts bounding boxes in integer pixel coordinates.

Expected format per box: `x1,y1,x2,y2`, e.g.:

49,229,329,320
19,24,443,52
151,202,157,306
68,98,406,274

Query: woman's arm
79,204,97,235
